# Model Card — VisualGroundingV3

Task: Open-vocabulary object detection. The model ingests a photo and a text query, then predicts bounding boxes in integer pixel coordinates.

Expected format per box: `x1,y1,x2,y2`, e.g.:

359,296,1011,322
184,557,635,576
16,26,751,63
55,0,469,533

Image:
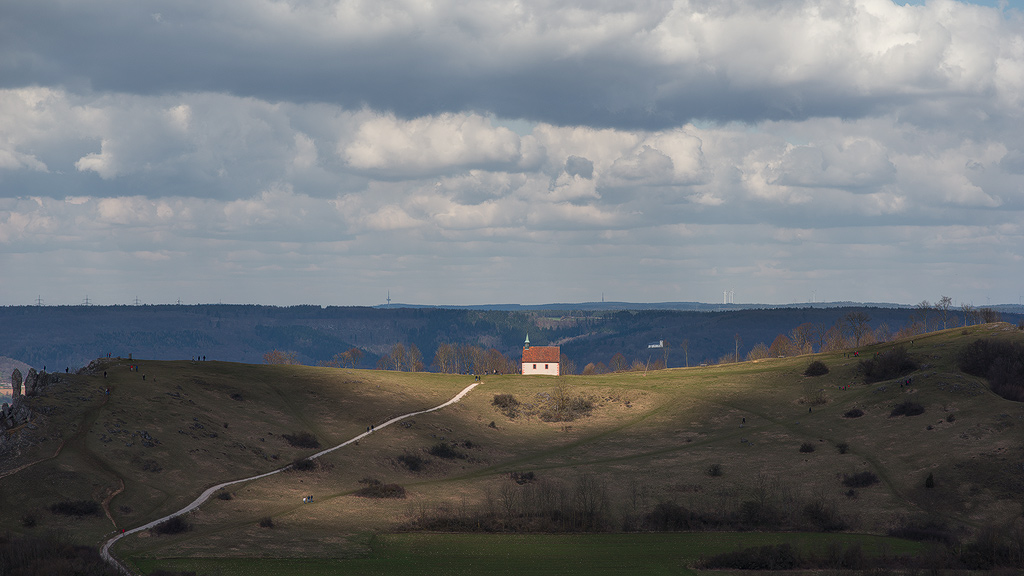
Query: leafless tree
746,342,771,361
843,312,872,347
790,323,815,354
768,334,795,357
937,296,953,330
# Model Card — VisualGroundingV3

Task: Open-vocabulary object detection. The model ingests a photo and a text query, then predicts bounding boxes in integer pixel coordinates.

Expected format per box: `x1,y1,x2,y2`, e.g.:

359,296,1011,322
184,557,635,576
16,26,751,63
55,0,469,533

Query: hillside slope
2,323,1024,566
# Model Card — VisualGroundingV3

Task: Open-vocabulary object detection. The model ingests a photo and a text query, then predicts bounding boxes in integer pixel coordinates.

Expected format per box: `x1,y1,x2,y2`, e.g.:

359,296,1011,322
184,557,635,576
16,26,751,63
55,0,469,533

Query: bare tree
433,343,455,373
388,342,406,371
746,342,771,361
734,332,742,363
915,300,933,332
961,303,975,327
681,339,690,368
609,353,628,372
790,323,815,354
559,353,577,376
937,296,953,330
843,312,872,347
768,334,795,357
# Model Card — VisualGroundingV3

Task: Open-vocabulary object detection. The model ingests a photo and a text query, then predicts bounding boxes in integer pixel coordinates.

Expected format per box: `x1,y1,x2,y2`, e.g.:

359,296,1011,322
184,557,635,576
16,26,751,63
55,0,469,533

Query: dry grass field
3,322,1024,572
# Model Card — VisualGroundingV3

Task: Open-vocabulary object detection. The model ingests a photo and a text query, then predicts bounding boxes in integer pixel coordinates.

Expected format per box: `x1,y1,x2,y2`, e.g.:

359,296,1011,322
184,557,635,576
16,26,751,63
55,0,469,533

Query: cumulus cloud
341,113,522,177
1,1,1024,306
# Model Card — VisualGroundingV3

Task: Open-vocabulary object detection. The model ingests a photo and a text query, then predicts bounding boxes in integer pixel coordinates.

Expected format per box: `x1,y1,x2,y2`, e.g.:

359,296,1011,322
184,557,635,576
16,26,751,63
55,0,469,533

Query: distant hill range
1,302,1021,373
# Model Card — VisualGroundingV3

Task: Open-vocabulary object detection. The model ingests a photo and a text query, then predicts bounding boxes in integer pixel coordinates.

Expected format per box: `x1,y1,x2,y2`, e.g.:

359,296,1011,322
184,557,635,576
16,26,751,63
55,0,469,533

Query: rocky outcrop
1,395,31,430
24,368,56,397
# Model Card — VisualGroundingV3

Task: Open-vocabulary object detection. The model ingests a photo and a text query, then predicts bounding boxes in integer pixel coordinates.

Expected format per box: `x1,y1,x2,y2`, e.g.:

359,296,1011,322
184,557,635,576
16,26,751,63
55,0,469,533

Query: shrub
799,442,816,453
925,472,935,488
21,514,36,528
492,393,520,418
946,413,956,422
152,516,191,535
397,452,425,472
510,471,536,484
836,442,849,454
289,458,316,472
699,544,800,570
0,533,122,576
843,407,864,418
842,471,880,488
804,360,829,376
890,400,925,417
215,491,232,500
859,346,918,383
428,442,466,459
888,519,957,545
706,463,723,476
642,501,693,531
49,500,101,517
803,499,847,532
354,479,407,499
958,338,1024,401
259,516,274,528
282,431,320,448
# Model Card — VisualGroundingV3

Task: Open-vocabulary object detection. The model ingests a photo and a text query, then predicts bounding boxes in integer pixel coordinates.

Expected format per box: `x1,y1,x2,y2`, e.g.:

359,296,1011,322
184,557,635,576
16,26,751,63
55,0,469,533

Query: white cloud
341,113,522,177
2,2,1024,305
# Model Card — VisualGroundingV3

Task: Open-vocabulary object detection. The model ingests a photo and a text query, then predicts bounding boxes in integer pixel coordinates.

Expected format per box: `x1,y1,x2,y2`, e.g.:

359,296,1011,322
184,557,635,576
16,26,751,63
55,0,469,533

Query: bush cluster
890,400,925,417
397,452,425,472
699,544,800,570
0,532,122,576
510,471,536,484
843,408,865,418
859,346,918,383
842,471,880,488
803,361,829,376
492,394,520,418
152,516,191,535
354,478,407,499
282,431,320,448
289,458,316,472
959,338,1024,401
799,442,816,453
49,500,101,517
428,442,466,459
259,516,274,528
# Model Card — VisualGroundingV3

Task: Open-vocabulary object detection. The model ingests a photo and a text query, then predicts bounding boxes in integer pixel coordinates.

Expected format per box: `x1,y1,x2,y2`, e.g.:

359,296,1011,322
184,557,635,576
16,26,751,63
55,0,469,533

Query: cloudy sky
2,0,1024,307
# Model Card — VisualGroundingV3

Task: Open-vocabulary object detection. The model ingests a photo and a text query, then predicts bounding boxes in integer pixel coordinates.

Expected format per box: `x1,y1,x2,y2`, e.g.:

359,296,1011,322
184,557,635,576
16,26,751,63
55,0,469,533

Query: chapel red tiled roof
522,346,560,363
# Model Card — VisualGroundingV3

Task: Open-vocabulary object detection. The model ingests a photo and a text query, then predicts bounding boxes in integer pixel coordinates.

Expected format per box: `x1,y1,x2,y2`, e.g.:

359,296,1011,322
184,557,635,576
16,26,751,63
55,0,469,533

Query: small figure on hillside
142,374,146,381
808,407,812,413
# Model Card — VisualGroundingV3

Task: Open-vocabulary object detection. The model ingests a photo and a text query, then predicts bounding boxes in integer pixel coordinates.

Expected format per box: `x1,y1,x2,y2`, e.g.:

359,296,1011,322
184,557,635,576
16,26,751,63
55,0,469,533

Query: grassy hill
3,323,1024,573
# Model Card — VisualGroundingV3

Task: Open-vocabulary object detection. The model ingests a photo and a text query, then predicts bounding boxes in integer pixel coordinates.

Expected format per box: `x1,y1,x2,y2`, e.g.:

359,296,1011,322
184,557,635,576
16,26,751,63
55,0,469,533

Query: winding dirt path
100,381,480,575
